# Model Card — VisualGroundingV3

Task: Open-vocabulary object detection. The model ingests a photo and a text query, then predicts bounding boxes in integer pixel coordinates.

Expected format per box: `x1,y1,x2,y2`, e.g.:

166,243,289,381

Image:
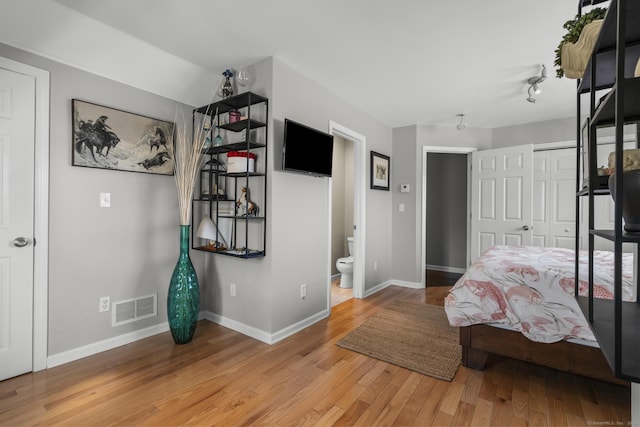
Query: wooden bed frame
460,324,628,386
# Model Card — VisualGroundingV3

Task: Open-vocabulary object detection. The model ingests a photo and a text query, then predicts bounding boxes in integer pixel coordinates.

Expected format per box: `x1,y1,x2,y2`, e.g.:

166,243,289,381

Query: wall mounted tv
282,118,334,177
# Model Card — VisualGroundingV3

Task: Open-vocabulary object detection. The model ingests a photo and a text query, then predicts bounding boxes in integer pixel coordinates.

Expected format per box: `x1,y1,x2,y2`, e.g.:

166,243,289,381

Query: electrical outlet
99,296,110,312
230,283,236,296
300,283,307,300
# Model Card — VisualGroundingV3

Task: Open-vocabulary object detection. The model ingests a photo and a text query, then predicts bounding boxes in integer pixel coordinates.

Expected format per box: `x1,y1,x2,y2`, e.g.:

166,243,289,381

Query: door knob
12,237,30,247
521,225,530,231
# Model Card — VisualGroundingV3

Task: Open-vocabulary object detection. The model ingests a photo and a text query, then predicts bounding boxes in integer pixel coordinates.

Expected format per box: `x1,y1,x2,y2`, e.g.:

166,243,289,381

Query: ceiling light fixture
456,113,467,130
526,64,547,103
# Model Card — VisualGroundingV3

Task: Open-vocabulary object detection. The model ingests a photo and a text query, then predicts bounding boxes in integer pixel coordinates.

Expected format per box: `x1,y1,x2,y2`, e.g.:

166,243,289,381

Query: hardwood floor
0,285,630,426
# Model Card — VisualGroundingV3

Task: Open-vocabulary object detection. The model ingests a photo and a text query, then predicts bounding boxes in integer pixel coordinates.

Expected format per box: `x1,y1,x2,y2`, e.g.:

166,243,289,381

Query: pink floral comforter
444,245,635,343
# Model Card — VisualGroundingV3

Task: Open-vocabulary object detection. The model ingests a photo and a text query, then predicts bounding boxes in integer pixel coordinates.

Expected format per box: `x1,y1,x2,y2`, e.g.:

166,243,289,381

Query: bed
444,245,634,385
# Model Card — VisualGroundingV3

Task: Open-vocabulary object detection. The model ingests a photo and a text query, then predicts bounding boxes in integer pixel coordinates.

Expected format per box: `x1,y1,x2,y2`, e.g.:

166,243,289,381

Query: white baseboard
392,279,424,289
425,264,466,274
47,322,170,368
201,309,330,345
45,278,423,369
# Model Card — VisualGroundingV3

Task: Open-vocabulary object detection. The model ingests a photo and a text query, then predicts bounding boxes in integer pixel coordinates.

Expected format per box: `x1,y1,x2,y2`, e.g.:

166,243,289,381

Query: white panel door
471,145,533,261
532,151,550,247
0,68,35,380
549,148,579,249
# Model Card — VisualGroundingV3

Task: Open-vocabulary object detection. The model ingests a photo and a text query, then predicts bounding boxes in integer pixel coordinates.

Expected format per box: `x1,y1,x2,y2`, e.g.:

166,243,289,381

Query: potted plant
554,7,608,79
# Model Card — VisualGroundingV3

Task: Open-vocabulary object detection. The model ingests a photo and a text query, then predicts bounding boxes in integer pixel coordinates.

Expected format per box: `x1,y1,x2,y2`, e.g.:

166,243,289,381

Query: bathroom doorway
328,121,366,307
330,135,355,306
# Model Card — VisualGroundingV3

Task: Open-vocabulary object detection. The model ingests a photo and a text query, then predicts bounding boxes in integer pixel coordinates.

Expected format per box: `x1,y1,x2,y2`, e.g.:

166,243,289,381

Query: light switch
100,192,111,208
399,203,405,212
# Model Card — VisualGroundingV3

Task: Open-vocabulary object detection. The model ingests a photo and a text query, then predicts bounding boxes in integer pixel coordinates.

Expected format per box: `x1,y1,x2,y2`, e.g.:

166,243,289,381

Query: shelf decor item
236,67,253,92
222,69,234,98
554,7,607,78
167,107,211,344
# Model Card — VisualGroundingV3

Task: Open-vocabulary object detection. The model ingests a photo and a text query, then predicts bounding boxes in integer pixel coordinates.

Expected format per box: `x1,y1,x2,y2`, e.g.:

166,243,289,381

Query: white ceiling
52,0,581,129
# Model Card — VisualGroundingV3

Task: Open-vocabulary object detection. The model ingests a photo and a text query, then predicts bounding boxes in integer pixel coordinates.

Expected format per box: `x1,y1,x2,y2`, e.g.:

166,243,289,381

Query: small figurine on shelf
222,69,234,98
236,186,258,216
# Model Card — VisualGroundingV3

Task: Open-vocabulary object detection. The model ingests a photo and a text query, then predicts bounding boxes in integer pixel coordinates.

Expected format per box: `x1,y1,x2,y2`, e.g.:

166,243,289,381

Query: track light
526,64,547,103
456,113,467,130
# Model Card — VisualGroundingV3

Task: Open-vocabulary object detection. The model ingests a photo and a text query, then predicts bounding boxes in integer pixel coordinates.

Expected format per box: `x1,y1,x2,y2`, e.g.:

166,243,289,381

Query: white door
532,148,581,249
0,67,36,380
532,151,550,247
470,145,533,261
548,148,579,249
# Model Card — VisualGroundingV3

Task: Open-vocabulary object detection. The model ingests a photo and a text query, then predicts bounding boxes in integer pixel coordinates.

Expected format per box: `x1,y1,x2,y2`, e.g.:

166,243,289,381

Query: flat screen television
282,118,334,177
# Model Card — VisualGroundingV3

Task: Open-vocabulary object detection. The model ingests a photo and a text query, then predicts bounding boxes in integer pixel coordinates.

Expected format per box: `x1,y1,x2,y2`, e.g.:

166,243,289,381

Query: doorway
421,146,476,287
0,56,50,377
328,121,366,306
330,135,354,306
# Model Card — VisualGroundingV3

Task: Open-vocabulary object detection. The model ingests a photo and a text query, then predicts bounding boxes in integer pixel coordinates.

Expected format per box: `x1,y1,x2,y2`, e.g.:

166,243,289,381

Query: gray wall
426,153,467,269
0,43,204,355
492,117,576,148
391,125,492,284
202,57,393,336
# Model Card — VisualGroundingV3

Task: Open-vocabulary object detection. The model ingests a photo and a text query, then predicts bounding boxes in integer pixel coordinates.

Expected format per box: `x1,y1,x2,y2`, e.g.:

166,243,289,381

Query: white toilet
336,237,354,289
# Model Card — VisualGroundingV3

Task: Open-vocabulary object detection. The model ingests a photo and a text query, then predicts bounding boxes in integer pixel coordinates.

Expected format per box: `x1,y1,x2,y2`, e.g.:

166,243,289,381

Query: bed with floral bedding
443,245,634,384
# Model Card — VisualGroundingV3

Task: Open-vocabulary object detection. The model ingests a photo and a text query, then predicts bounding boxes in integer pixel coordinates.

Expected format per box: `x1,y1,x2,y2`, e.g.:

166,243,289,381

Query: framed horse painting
71,99,175,175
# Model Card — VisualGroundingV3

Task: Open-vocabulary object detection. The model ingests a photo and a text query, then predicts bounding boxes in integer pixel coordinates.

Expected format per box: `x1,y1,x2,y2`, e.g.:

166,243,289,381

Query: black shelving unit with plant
574,0,640,381
191,91,268,259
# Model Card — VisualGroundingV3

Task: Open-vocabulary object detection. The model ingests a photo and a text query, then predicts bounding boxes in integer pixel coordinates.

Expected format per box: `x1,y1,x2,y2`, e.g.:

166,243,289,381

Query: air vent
112,294,157,326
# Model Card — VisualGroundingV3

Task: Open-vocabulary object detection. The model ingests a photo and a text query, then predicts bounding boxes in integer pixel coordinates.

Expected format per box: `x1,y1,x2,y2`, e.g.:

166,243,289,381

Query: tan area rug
336,301,461,381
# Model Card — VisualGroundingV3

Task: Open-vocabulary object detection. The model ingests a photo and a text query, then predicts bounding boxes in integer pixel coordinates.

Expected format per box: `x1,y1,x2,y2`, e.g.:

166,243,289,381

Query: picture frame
72,99,175,175
370,151,390,191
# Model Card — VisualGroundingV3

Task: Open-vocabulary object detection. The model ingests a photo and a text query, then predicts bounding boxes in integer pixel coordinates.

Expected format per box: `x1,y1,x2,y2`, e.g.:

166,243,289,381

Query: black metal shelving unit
574,0,640,381
191,91,268,259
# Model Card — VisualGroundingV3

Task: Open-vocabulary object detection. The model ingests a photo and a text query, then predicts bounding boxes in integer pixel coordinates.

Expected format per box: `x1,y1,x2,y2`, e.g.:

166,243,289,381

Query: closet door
470,145,533,261
532,151,550,247
532,148,582,250
547,148,579,249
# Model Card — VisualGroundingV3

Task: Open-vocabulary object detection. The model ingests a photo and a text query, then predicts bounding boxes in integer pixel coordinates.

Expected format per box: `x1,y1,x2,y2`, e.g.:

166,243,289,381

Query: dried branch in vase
173,105,216,225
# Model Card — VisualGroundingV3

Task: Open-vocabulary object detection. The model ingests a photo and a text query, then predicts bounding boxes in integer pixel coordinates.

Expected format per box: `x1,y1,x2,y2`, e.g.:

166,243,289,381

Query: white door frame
421,146,476,287
0,56,49,371
329,121,366,300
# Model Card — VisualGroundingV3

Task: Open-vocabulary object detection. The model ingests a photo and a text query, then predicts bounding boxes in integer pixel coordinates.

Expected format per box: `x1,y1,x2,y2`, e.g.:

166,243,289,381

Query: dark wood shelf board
203,141,266,155
590,229,640,242
591,78,640,125
193,245,266,258
579,46,640,93
220,172,266,178
577,186,611,196
194,196,232,202
194,92,268,116
217,215,265,221
580,0,609,5
576,296,640,381
220,118,266,133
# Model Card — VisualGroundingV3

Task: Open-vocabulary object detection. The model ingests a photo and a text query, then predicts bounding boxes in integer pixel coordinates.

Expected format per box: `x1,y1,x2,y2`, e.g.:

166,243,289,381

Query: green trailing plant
554,7,608,78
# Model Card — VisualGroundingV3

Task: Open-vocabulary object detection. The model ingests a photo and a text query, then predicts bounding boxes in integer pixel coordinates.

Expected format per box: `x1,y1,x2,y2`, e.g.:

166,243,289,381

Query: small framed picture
370,151,390,191
72,99,175,175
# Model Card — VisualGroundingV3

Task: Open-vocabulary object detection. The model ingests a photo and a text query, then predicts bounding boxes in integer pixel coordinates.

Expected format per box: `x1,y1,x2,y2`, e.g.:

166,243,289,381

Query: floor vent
112,294,157,327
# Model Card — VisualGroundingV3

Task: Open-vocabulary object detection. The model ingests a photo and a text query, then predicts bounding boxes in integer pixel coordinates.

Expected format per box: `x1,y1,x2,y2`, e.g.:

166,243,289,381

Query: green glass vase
167,225,200,344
